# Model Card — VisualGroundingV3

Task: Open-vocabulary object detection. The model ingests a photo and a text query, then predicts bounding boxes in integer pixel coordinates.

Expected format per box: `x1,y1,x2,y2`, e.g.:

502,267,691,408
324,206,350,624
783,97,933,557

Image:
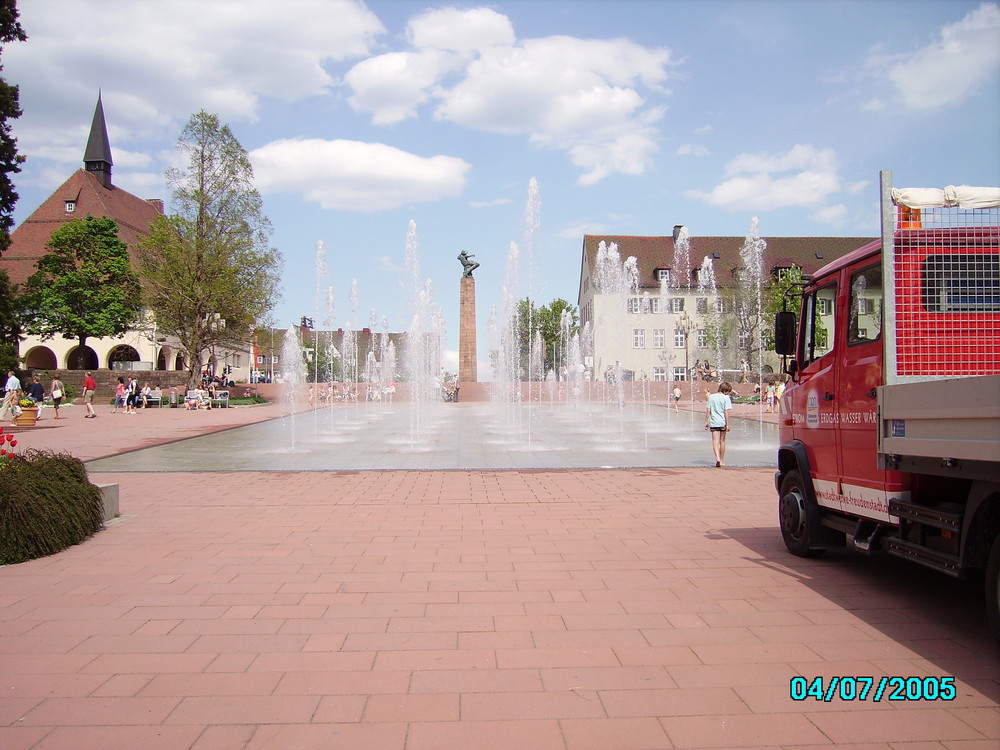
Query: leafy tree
0,269,19,371
0,0,25,258
22,215,142,368
516,297,579,377
137,111,282,388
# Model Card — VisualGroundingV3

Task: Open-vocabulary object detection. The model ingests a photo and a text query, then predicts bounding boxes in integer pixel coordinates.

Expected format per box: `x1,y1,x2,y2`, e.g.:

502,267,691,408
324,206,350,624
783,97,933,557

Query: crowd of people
1,369,69,424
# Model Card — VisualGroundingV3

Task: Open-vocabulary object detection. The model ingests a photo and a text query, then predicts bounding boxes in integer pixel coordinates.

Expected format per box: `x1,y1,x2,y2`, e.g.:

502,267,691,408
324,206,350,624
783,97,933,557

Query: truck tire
987,534,1000,646
779,470,824,558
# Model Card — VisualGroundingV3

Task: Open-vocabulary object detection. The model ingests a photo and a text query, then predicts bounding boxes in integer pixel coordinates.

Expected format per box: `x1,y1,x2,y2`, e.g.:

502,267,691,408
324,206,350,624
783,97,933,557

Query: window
657,269,671,284
738,330,752,350
849,264,882,346
673,367,688,381
652,367,668,382
696,297,708,313
632,329,645,348
652,329,666,348
256,355,265,364
922,253,1000,312
802,283,837,365
673,329,686,348
65,201,76,213
817,297,832,316
696,329,708,348
627,297,641,314
271,355,280,364
715,298,726,313
648,297,661,314
670,298,685,313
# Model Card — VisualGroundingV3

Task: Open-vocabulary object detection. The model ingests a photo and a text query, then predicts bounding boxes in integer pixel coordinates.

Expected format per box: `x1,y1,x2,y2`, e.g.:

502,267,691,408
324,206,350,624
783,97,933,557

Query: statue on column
457,250,480,278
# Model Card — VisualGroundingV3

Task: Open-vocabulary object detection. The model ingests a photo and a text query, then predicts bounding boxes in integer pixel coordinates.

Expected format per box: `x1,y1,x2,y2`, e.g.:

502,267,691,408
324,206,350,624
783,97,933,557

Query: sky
5,0,1000,371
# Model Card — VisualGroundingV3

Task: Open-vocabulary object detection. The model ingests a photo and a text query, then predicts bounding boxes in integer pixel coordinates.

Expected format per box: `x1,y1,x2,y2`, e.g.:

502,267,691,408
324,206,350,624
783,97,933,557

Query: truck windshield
802,284,837,365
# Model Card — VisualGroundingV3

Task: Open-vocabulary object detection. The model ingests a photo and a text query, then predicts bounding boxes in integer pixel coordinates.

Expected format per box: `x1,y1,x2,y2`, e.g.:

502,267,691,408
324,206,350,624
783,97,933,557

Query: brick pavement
0,399,997,749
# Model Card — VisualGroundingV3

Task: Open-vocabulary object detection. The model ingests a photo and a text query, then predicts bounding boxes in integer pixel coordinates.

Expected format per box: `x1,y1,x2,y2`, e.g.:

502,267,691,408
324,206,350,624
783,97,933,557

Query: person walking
705,381,734,467
124,376,139,414
4,370,20,396
112,377,125,413
82,371,97,418
50,373,65,420
671,384,682,412
0,381,19,425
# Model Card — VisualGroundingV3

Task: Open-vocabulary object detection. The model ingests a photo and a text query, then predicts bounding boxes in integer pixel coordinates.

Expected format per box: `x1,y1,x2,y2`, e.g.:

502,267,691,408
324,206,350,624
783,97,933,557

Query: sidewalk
0,400,996,750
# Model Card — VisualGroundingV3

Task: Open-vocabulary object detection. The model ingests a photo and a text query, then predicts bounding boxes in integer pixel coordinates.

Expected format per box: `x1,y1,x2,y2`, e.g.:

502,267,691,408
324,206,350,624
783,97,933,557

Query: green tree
0,269,21,371
516,297,579,377
137,111,282,388
0,0,26,258
22,215,142,368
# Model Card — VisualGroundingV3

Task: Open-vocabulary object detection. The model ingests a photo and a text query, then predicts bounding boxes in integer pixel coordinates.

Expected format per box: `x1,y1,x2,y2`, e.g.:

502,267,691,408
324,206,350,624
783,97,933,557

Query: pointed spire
83,91,113,188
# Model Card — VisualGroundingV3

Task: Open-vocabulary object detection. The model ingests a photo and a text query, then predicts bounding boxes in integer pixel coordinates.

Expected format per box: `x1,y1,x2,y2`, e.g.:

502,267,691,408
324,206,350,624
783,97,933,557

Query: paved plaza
1,399,997,749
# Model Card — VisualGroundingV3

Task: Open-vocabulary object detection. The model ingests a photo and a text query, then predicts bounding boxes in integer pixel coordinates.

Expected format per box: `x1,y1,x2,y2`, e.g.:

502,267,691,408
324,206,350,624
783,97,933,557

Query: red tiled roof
0,169,164,286
581,233,878,293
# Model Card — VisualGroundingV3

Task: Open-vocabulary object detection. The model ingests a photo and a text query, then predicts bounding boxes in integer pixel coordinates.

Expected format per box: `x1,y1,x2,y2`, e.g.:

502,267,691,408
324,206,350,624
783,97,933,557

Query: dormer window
656,269,670,283
65,201,76,213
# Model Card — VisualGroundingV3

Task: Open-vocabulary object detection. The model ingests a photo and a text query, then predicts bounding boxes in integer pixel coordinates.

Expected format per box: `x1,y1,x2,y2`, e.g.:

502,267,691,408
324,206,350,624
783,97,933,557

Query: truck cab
774,172,1000,640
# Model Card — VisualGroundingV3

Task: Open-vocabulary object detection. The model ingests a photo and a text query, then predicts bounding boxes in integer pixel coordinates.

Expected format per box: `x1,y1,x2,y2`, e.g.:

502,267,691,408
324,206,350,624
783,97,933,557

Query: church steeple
83,92,113,189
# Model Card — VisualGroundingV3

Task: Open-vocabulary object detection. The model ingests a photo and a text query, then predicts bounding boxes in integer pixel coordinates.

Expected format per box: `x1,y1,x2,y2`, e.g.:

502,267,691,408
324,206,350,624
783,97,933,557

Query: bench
145,389,163,408
210,390,229,408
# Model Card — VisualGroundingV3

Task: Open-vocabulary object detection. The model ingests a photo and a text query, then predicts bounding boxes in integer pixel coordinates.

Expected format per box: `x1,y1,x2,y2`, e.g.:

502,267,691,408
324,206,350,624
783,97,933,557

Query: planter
14,406,38,427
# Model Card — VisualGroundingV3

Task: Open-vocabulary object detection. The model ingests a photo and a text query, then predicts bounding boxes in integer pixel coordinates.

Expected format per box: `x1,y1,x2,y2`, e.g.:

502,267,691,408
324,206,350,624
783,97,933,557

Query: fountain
86,178,777,473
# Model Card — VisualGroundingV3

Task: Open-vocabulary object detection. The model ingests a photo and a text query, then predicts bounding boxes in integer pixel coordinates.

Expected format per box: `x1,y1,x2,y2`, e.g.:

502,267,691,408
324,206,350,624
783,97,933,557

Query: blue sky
5,0,999,368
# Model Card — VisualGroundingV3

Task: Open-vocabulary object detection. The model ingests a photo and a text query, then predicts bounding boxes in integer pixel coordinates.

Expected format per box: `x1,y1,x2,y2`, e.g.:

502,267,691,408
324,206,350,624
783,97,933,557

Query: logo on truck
806,392,819,427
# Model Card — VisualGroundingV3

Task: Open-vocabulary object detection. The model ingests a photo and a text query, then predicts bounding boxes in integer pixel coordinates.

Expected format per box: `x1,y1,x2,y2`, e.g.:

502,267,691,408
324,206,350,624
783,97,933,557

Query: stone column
459,276,477,382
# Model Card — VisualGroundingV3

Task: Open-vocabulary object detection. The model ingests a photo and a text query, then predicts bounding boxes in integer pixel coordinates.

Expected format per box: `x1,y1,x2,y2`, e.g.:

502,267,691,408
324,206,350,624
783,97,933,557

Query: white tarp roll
892,185,1000,209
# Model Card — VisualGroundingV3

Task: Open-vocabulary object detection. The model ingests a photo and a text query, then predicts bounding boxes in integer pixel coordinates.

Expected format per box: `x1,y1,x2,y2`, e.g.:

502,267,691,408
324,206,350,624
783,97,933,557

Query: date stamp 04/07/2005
790,676,956,703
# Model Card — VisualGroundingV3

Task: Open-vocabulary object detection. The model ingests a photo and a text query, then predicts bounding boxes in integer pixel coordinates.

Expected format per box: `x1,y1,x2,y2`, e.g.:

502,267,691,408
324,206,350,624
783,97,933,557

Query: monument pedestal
459,276,477,383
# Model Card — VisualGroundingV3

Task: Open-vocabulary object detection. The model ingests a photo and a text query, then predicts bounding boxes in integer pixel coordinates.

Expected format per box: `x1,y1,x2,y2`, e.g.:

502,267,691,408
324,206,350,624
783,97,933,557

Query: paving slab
0,398,996,749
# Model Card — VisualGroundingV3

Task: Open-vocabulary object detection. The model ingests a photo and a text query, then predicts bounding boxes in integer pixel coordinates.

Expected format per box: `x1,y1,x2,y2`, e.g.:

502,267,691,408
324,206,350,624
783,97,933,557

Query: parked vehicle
773,171,1000,641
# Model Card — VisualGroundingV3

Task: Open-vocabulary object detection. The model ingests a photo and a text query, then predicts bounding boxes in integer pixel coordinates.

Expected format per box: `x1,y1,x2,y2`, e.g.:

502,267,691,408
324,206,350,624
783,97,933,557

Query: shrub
228,395,268,405
0,449,105,565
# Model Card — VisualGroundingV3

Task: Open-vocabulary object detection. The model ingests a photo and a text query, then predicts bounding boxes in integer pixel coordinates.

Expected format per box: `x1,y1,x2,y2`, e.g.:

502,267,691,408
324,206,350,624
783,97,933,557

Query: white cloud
407,7,516,52
469,198,512,208
250,138,470,212
344,8,678,186
6,0,384,144
686,144,842,211
866,2,1000,110
557,222,612,239
677,143,710,156
811,204,847,224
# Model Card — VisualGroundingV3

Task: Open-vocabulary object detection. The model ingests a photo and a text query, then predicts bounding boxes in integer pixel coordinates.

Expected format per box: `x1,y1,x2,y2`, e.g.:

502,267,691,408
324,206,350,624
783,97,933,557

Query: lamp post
676,311,693,404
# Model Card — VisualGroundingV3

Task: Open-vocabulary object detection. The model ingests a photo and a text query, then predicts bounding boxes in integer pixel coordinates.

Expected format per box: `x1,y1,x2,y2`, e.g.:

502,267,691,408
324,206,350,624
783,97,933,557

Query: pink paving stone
807,707,991,744
561,716,673,750
31,725,203,750
462,689,607,720
0,407,995,750
245,722,408,750
405,718,565,750
361,693,461,722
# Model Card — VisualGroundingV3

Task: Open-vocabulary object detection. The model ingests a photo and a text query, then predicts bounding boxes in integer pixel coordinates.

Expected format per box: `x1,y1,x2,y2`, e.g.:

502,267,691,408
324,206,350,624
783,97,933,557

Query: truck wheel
778,470,824,558
986,534,1000,646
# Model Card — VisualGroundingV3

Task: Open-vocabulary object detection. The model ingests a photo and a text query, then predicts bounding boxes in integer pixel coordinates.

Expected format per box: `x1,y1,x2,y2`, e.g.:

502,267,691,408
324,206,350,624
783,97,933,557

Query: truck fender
776,440,817,505
776,440,831,547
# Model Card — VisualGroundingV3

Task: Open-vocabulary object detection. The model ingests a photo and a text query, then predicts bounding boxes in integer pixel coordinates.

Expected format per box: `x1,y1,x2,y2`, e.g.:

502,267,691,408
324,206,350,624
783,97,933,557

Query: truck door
797,279,841,511
837,262,897,522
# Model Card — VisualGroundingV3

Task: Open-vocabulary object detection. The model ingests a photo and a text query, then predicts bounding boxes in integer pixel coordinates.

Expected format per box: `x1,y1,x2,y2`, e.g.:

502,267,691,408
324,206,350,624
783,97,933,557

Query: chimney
145,198,165,214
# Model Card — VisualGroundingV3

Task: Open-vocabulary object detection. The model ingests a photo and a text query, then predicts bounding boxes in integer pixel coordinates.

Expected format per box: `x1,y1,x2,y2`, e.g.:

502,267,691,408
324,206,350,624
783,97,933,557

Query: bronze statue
457,250,480,278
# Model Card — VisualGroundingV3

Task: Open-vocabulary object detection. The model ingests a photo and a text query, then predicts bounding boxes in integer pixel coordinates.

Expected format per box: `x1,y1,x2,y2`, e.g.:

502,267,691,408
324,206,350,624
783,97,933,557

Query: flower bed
0,428,105,565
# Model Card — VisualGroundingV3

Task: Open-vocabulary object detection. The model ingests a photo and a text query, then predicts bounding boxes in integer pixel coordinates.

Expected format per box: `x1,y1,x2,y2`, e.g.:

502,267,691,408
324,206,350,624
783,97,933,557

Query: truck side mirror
774,311,797,356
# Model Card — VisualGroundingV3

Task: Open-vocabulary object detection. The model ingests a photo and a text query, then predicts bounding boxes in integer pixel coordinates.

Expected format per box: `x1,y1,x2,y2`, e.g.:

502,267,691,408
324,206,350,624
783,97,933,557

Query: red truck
774,171,1000,640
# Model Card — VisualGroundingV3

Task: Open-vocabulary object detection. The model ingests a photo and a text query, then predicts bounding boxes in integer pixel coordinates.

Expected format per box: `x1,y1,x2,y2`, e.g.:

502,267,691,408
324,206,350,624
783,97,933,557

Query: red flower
0,449,6,456
8,439,16,447
4,434,12,442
